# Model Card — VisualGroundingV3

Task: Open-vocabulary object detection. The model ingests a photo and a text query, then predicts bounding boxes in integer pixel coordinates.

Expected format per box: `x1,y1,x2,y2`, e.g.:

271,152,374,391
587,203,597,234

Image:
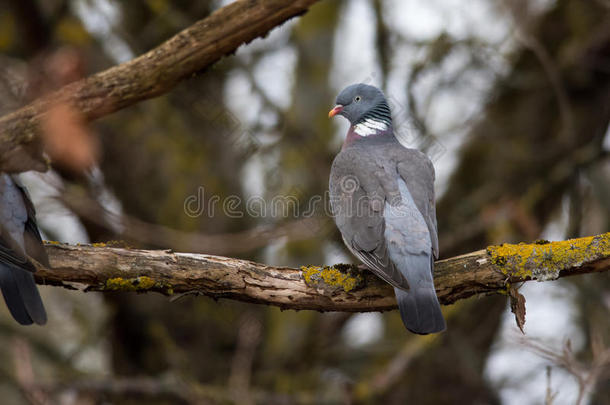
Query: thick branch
0,0,321,172
36,233,610,311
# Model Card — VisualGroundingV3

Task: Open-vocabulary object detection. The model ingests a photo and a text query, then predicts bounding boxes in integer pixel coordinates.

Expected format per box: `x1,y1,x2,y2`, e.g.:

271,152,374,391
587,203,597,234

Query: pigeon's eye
354,96,361,102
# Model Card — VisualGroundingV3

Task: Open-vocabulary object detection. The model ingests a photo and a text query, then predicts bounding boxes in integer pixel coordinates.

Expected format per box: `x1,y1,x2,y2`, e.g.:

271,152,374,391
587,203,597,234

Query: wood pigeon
0,174,47,325
328,83,445,334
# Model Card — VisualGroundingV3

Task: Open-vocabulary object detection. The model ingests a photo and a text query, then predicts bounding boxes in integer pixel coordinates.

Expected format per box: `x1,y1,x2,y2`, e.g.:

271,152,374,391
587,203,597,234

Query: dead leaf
509,285,527,334
40,102,100,172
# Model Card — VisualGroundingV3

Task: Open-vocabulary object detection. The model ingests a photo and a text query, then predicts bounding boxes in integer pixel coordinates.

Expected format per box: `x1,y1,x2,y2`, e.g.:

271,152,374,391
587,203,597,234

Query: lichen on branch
487,233,609,281
301,264,365,293
35,233,610,312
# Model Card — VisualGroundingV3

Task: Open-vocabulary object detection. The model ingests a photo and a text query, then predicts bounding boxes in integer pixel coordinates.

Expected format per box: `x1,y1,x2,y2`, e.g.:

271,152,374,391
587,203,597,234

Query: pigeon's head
328,84,390,125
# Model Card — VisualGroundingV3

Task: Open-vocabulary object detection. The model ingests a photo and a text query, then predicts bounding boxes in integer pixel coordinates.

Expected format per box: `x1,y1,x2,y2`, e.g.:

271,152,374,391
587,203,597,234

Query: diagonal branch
0,0,321,172
36,233,610,311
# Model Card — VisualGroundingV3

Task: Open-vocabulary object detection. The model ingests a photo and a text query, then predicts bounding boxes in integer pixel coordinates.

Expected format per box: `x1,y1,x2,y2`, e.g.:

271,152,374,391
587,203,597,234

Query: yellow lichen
135,276,156,289
487,232,610,280
105,277,131,290
301,264,364,292
91,240,131,248
103,276,173,294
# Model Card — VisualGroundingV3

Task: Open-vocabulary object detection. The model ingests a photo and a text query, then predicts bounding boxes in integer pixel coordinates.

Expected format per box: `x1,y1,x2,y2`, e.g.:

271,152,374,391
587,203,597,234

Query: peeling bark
36,233,610,311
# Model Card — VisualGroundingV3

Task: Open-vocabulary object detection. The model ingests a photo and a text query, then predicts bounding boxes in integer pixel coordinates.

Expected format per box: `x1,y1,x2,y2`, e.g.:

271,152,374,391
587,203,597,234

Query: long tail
394,255,445,335
395,287,445,334
0,263,47,325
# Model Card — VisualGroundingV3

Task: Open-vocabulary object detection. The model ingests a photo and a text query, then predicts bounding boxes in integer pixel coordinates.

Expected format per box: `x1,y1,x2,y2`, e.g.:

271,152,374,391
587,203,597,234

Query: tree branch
0,0,321,172
36,233,610,311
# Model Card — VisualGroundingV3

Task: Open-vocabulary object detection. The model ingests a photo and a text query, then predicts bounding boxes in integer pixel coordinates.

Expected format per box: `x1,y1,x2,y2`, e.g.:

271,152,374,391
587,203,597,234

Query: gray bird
328,83,445,334
0,174,47,325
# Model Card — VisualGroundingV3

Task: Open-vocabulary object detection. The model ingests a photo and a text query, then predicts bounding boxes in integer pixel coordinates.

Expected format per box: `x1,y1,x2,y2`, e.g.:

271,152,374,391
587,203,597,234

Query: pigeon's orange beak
328,105,343,118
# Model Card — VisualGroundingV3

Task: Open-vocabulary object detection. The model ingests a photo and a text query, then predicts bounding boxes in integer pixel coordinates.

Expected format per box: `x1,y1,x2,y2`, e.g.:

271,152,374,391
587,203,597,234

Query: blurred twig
12,338,50,405
228,312,263,405
503,0,575,141
545,366,558,405
37,375,311,405
363,335,439,398
520,329,610,405
39,376,205,405
372,0,391,89
59,188,328,255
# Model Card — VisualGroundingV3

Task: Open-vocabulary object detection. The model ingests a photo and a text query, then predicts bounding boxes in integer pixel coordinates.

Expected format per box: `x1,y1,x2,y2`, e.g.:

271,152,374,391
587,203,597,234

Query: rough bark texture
36,233,610,311
0,0,321,172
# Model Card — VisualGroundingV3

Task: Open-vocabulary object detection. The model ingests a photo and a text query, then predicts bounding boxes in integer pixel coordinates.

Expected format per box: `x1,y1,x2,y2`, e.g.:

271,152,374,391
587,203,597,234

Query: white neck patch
353,118,389,136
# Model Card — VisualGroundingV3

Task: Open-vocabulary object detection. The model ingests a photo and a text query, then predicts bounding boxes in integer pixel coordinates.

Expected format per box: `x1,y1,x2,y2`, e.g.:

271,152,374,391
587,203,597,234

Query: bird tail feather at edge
390,252,445,334
0,263,46,325
395,286,445,335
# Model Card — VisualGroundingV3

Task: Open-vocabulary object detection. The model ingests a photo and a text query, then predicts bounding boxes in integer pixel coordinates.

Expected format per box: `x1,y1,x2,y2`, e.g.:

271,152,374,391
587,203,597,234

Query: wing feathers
331,150,411,290
330,141,445,334
0,175,47,325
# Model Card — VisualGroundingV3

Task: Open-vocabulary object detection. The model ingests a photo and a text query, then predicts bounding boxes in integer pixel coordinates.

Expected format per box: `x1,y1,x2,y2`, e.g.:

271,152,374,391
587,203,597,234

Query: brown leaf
509,286,527,334
40,102,100,172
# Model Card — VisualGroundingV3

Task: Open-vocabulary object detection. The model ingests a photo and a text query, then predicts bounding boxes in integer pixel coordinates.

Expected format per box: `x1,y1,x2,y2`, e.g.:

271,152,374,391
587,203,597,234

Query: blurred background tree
0,0,608,404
